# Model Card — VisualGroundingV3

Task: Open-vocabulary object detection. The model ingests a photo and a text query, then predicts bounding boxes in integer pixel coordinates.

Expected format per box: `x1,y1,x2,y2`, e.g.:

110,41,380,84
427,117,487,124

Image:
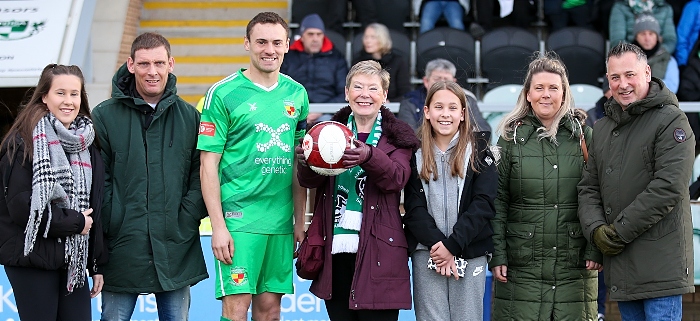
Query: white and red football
302,121,354,176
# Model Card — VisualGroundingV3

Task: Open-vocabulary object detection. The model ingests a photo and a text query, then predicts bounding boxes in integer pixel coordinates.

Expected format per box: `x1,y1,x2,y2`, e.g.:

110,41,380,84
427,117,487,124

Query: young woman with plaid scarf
0,64,108,321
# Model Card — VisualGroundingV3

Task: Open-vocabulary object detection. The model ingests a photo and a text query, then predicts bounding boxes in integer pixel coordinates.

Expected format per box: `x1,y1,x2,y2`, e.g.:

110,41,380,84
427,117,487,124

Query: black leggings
324,253,399,321
4,266,91,321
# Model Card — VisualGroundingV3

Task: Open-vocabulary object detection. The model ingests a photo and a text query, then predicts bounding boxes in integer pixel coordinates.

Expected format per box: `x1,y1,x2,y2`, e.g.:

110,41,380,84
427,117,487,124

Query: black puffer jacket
403,132,497,260
0,136,108,274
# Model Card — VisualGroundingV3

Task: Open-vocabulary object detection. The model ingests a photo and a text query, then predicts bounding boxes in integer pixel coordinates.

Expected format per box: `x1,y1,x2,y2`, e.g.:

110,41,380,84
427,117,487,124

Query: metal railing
309,102,700,114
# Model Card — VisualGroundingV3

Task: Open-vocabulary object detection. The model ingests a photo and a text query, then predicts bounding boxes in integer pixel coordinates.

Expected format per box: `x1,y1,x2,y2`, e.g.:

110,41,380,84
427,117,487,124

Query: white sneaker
597,313,605,321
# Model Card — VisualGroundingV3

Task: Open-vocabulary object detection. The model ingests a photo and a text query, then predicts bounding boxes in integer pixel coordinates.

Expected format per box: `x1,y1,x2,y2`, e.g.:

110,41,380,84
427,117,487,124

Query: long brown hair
417,81,477,181
0,64,93,164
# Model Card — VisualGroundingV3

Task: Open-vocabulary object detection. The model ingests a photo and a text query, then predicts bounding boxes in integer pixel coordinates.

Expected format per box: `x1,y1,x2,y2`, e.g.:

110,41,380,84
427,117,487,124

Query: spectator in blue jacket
675,0,700,67
281,14,348,124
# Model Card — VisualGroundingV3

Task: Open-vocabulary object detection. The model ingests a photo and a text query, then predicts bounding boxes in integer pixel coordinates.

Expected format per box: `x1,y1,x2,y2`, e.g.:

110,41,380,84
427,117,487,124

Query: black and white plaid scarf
26,113,94,293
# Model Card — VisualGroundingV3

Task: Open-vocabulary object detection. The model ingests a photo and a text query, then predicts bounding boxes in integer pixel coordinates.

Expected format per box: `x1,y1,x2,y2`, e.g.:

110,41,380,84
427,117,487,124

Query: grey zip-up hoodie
414,136,469,250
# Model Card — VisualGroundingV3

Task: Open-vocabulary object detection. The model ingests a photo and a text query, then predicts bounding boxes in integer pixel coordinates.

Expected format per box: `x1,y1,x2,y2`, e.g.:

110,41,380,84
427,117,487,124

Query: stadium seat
352,0,411,33
569,84,603,108
480,27,539,91
324,29,348,58
416,27,476,90
482,84,523,104
481,84,522,144
291,0,346,34
547,27,606,87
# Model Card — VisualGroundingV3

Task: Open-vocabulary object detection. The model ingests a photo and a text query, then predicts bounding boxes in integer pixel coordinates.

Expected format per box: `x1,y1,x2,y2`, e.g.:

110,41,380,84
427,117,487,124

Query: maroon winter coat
297,106,419,310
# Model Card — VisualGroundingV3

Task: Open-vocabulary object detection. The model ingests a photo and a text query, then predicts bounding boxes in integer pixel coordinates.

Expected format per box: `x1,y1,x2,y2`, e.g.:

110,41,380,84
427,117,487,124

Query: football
302,121,354,176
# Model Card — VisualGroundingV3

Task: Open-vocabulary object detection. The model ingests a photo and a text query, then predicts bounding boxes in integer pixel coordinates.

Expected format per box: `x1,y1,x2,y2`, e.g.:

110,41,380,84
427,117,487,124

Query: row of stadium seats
321,26,607,97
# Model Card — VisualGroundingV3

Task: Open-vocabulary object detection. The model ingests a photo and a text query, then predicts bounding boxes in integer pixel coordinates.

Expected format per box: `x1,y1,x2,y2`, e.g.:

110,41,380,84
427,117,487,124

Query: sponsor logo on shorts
231,267,248,286
199,122,215,136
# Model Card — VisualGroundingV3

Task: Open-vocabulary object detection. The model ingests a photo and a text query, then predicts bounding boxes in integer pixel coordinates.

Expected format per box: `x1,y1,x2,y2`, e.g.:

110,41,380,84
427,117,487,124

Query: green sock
220,317,233,321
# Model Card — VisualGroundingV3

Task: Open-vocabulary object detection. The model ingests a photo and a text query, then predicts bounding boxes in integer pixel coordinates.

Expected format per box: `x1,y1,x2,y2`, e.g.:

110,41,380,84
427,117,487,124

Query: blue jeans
100,286,191,321
598,271,606,315
616,295,682,321
420,1,465,33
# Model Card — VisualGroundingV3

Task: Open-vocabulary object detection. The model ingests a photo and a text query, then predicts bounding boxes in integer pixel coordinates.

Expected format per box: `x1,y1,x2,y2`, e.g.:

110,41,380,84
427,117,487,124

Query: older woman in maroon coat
296,60,419,321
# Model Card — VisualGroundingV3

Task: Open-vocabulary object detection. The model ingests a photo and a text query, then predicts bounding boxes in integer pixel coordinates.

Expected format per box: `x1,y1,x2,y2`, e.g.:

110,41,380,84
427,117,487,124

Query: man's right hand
81,208,93,235
212,227,234,265
593,224,625,256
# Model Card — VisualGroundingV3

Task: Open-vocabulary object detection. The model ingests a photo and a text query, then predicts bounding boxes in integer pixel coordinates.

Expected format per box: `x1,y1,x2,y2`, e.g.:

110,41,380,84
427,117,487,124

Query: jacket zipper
441,153,448,235
141,110,150,208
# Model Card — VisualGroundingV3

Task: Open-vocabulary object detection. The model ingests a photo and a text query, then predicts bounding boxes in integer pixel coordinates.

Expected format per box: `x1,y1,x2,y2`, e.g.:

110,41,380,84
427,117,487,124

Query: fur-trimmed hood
331,106,420,151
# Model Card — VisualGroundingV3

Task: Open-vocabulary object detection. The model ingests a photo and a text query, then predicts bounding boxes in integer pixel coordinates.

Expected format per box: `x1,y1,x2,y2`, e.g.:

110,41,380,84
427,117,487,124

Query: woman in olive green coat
490,54,602,321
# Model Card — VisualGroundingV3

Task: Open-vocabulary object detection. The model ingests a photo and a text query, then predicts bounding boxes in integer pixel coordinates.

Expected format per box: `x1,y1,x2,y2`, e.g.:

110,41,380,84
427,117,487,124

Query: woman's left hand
585,260,603,272
342,140,372,168
90,274,104,298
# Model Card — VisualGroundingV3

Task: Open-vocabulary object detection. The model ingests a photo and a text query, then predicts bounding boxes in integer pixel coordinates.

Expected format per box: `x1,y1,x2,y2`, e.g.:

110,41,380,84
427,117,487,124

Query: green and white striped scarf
331,112,382,254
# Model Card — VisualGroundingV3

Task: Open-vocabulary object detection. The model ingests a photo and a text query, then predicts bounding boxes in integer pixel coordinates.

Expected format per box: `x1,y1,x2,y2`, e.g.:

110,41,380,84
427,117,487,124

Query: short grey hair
607,42,647,66
425,58,456,78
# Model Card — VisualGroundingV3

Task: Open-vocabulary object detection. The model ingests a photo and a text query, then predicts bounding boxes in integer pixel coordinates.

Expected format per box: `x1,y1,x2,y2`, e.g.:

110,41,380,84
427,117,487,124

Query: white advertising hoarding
0,0,73,87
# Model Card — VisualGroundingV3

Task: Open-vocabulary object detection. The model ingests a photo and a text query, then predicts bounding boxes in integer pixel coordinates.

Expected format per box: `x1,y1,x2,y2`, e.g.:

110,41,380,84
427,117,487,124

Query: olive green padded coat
492,111,600,321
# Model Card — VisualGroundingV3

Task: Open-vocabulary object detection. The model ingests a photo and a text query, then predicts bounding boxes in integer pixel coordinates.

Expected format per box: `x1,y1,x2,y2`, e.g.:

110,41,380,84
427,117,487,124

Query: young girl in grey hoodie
403,81,498,320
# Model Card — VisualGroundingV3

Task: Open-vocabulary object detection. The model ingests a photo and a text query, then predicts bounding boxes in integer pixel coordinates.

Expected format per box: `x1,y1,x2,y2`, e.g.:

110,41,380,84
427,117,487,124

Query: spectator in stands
92,32,207,321
632,14,679,92
579,42,694,321
414,0,470,34
545,0,594,31
352,23,412,102
586,77,612,126
609,0,677,54
398,58,490,132
675,0,700,67
282,13,349,124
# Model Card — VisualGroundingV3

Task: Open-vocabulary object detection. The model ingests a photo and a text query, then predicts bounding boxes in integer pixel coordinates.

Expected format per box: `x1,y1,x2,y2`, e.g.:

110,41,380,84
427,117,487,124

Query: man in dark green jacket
92,32,208,321
578,43,695,321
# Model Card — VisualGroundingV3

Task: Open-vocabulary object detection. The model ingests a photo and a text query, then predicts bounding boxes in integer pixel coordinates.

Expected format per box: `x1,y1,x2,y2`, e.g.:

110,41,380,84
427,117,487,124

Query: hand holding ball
301,121,355,176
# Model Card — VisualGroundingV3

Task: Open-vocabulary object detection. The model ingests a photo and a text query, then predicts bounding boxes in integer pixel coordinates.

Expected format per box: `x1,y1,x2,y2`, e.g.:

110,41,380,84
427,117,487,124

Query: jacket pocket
638,206,678,240
505,222,535,267
370,223,409,280
566,222,587,268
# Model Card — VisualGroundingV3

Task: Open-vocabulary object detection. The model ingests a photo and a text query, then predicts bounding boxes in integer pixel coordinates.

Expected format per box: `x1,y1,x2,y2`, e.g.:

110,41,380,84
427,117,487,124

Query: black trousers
324,253,400,321
4,265,91,321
